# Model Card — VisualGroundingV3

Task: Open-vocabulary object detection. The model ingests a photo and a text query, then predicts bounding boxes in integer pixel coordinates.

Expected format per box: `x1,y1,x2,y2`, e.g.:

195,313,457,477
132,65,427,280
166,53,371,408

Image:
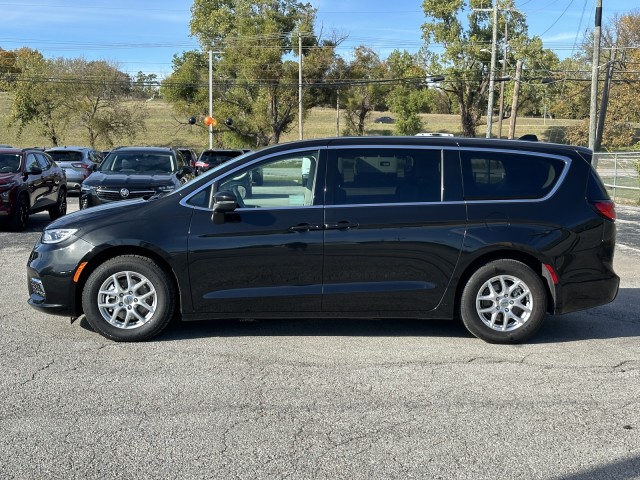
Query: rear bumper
554,273,620,315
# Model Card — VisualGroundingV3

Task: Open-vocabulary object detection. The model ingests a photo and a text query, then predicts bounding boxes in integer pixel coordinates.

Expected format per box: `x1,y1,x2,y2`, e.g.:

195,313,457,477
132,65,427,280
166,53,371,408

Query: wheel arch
73,246,182,317
453,248,555,318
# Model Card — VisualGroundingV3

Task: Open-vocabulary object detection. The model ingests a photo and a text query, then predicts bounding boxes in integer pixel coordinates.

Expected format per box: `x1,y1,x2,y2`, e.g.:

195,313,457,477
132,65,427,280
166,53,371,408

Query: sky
0,0,635,79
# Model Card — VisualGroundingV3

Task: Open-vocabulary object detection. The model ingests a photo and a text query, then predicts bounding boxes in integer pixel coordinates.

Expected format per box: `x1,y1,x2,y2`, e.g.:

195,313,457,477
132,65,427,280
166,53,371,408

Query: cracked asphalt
1,199,638,479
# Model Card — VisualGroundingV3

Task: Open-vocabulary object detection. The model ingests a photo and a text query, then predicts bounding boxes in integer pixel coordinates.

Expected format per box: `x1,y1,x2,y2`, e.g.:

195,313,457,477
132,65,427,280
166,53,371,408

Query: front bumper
27,235,95,317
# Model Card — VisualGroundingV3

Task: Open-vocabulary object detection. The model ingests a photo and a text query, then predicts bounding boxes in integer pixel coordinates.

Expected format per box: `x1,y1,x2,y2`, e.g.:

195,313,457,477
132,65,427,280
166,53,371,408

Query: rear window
47,151,83,163
461,151,567,200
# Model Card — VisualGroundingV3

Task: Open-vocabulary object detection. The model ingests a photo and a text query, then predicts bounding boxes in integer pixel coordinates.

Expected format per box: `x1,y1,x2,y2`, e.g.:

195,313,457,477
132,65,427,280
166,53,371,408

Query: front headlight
42,229,78,244
80,184,95,193
156,185,175,194
0,181,17,197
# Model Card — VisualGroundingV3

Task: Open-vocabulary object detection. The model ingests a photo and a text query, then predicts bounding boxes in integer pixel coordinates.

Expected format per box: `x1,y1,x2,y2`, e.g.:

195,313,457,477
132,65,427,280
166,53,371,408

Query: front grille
96,187,155,201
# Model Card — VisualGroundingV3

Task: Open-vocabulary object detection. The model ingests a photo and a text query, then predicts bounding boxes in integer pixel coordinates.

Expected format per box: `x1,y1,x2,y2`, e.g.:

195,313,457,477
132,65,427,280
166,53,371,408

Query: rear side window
586,167,611,201
330,148,442,205
460,150,567,200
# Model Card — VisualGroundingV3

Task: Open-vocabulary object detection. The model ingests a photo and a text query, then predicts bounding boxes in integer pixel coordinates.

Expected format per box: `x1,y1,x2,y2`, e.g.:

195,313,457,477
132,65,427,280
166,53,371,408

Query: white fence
594,152,640,205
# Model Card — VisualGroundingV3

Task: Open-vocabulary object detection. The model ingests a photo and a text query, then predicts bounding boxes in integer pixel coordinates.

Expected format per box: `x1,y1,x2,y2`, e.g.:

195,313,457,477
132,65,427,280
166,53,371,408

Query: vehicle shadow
153,316,474,342
127,287,639,343
530,287,639,343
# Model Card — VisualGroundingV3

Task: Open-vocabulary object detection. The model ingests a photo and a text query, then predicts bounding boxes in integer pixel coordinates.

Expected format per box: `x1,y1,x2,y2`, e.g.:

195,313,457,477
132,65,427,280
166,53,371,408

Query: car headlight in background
42,229,78,244
156,185,175,194
0,181,17,198
80,185,95,193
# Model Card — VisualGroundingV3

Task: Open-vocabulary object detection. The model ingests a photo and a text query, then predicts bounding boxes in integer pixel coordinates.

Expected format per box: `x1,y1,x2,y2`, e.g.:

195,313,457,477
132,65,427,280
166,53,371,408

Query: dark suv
27,136,618,343
79,146,194,209
0,147,67,230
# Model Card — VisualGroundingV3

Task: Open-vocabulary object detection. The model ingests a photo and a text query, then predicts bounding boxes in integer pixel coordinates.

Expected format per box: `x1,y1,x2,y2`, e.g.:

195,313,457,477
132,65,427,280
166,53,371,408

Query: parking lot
0,199,638,479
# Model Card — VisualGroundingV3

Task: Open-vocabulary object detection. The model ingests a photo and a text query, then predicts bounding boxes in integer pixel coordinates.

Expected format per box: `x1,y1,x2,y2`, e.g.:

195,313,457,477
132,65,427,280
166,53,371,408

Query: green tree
182,0,335,147
386,50,429,135
341,46,389,136
71,60,146,148
421,0,539,137
8,50,75,146
131,71,159,100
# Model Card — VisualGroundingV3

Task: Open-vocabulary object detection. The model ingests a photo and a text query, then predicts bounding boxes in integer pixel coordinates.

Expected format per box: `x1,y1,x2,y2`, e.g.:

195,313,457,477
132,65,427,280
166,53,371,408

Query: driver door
187,149,325,314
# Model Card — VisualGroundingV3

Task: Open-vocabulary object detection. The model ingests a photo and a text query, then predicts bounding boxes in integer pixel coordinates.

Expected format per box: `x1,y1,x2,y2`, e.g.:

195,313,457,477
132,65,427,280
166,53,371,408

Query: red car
0,147,67,230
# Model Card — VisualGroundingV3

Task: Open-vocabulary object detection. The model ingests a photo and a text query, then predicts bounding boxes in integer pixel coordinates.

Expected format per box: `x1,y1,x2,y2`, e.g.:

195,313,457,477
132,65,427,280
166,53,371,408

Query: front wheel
9,194,29,231
460,259,547,344
81,255,176,341
49,188,67,220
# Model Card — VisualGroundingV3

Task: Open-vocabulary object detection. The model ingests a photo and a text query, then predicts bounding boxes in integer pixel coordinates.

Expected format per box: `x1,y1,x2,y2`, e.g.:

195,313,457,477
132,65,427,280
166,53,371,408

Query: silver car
45,146,103,191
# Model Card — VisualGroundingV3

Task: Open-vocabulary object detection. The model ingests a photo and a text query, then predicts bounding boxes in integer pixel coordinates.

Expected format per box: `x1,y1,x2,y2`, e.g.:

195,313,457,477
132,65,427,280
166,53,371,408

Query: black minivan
27,136,619,343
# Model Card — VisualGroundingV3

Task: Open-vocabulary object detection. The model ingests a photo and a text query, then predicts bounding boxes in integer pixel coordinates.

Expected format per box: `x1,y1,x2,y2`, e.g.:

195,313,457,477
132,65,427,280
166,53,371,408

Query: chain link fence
594,152,640,205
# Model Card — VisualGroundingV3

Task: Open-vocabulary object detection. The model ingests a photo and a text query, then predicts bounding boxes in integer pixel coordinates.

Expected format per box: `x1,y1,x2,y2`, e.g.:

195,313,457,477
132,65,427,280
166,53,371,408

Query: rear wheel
9,194,29,231
49,188,67,220
460,259,547,344
82,255,176,341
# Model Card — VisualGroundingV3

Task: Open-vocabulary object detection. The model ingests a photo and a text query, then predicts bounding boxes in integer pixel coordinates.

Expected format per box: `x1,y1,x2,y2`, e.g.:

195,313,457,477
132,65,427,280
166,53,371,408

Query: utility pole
336,89,340,136
486,1,499,138
497,20,508,138
208,49,213,149
298,34,303,140
595,47,616,152
588,0,603,151
508,60,522,139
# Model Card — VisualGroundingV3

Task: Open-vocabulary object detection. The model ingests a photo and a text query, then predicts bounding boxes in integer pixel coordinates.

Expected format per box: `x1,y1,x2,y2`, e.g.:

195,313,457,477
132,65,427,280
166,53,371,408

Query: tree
131,71,159,100
341,46,389,136
8,50,76,146
562,10,640,150
386,50,429,135
421,0,538,137
71,60,146,148
181,0,336,147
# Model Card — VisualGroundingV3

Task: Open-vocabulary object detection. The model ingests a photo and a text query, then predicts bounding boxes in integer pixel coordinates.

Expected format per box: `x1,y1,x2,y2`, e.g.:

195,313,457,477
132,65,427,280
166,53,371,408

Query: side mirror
26,166,43,176
211,190,238,224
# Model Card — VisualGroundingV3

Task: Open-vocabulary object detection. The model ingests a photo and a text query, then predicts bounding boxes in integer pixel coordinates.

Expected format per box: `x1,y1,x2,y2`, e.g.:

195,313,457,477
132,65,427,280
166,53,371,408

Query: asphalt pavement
0,197,638,480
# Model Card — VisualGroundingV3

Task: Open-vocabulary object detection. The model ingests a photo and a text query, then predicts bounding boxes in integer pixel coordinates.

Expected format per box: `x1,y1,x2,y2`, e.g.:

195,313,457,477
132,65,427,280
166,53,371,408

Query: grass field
1,91,581,150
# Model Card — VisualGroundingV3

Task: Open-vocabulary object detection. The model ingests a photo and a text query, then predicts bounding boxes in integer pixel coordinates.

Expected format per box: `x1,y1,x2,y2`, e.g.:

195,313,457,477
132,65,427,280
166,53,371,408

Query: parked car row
0,144,254,229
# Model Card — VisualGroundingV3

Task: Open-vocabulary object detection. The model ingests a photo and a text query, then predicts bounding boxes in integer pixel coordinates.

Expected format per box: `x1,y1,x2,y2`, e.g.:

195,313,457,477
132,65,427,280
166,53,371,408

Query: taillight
591,200,616,221
71,163,87,169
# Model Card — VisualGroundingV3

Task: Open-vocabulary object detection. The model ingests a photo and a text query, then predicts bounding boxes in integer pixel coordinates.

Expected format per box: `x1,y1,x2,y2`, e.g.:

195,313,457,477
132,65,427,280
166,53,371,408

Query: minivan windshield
100,152,176,174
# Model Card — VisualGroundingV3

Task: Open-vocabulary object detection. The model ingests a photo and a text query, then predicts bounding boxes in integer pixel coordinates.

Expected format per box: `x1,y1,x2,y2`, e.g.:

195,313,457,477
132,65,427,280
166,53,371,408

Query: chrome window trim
180,146,326,212
458,147,572,204
180,143,573,210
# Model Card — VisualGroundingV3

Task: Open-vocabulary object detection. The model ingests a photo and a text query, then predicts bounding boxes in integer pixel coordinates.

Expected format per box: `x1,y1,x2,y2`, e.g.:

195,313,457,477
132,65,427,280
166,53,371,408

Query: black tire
48,188,67,220
460,259,547,344
9,194,29,231
81,255,177,342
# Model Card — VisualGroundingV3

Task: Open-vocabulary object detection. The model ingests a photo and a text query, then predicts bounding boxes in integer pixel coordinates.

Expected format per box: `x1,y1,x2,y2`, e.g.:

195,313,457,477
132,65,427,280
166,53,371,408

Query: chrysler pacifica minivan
27,136,618,343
